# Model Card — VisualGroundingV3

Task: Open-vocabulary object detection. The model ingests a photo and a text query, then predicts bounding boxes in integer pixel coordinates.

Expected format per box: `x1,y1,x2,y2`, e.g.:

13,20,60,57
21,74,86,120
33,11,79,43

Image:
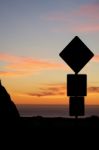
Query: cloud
72,24,99,33
0,71,25,76
73,3,99,19
26,83,99,98
42,3,99,33
0,53,21,62
43,3,99,21
50,24,99,33
0,53,65,76
27,83,66,97
88,87,99,93
29,85,99,97
28,91,60,97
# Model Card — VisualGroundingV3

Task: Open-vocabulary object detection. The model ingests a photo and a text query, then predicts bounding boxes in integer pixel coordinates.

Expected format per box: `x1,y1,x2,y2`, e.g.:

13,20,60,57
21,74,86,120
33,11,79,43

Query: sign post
59,36,94,118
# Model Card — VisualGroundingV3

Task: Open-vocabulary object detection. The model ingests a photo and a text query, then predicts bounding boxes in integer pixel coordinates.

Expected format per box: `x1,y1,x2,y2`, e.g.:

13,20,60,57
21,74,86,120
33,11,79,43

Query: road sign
69,97,84,116
59,36,94,117
59,36,94,73
67,74,87,96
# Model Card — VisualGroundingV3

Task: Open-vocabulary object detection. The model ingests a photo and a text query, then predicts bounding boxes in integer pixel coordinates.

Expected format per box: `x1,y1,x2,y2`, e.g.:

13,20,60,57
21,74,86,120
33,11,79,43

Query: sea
16,105,99,117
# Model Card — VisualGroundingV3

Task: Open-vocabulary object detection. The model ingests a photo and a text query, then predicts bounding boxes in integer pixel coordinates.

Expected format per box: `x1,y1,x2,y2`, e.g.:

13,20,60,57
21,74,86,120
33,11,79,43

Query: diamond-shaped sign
59,36,94,73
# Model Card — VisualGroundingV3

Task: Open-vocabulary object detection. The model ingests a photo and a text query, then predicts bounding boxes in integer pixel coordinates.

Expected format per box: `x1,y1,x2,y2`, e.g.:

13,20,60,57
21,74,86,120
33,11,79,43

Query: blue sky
0,0,98,58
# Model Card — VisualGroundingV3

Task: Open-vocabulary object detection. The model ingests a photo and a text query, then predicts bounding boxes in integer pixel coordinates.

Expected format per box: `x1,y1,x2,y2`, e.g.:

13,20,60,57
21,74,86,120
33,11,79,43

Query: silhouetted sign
59,36,94,117
59,36,94,73
67,74,87,96
69,97,84,116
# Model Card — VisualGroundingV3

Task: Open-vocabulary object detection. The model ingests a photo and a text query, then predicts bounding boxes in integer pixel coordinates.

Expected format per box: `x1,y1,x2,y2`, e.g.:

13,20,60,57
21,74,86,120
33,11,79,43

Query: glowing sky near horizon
0,0,99,105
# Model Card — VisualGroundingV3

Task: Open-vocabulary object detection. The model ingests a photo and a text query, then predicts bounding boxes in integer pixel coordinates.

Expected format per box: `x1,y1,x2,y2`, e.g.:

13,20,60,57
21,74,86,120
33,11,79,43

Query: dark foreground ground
19,116,99,128
2,116,99,131
1,116,99,148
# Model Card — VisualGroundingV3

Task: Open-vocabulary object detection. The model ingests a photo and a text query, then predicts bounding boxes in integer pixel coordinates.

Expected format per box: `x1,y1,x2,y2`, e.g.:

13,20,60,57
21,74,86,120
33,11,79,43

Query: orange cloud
0,53,65,76
0,71,25,76
27,86,99,98
26,83,66,97
88,87,99,93
26,82,99,98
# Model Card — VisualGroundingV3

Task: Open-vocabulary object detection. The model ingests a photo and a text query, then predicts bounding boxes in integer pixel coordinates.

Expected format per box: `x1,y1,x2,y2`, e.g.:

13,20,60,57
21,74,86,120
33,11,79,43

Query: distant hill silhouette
0,80,20,118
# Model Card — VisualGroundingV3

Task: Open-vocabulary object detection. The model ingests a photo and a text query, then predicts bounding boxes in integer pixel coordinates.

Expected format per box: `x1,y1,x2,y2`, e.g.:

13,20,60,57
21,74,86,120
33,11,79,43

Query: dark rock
0,80,20,118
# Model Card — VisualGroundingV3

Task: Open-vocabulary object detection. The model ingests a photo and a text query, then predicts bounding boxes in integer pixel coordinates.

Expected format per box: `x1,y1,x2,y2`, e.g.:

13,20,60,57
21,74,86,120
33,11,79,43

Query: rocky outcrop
0,81,20,118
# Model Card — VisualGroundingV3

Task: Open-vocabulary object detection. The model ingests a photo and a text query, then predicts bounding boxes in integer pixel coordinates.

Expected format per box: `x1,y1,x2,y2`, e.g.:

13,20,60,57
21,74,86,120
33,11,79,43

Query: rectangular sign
67,74,87,96
69,97,85,116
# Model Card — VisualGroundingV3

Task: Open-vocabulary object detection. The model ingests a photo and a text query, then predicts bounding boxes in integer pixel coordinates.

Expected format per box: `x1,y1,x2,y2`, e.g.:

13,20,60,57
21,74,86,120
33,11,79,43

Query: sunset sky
0,0,99,105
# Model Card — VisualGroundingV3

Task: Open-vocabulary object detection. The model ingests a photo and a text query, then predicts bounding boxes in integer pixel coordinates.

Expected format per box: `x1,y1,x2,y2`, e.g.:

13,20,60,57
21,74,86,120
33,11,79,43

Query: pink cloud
69,3,99,21
46,3,99,21
51,23,99,33
72,24,99,33
43,3,99,33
